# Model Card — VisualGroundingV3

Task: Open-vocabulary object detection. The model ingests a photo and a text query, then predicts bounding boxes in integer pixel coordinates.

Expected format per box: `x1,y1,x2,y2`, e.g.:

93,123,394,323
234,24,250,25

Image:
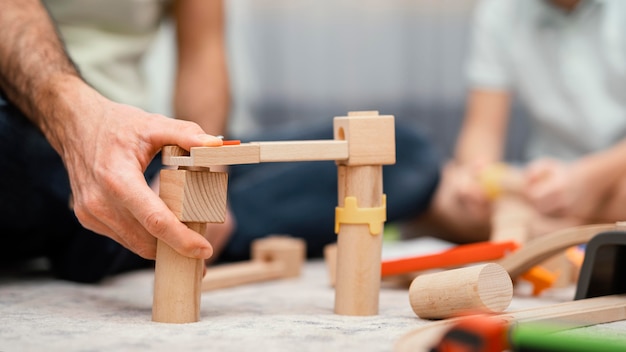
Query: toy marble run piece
408,263,513,319
395,227,626,352
396,294,626,352
430,313,626,352
201,236,305,291
153,111,395,323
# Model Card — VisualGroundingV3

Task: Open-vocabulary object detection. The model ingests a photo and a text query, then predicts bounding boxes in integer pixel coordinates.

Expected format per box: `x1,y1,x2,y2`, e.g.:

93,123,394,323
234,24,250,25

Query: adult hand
440,160,493,224
524,158,595,218
53,80,223,260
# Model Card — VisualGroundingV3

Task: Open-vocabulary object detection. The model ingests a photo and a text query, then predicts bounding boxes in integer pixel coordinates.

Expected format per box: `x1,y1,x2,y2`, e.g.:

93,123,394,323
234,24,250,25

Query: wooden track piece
395,294,626,352
201,236,305,291
498,223,626,279
257,140,349,162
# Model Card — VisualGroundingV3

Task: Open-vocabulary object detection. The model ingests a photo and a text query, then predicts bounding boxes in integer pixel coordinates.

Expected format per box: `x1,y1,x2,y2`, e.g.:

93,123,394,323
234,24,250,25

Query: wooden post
333,111,395,316
152,168,228,323
152,223,206,323
334,165,384,315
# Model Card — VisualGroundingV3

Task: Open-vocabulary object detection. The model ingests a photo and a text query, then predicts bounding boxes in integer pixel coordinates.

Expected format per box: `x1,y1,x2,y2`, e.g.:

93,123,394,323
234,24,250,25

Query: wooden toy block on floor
202,236,305,291
408,263,513,319
153,168,228,324
155,111,395,323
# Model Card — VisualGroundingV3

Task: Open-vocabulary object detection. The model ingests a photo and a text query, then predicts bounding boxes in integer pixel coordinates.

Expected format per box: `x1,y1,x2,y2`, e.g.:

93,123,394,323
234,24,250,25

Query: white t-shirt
466,0,626,161
44,0,171,110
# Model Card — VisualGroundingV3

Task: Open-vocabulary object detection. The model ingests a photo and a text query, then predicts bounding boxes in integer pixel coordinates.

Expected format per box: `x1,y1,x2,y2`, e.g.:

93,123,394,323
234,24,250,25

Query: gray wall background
144,0,528,160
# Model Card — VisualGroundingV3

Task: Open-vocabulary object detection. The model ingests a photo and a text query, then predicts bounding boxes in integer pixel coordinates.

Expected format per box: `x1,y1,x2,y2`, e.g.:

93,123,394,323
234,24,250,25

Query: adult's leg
0,98,155,283
220,120,441,261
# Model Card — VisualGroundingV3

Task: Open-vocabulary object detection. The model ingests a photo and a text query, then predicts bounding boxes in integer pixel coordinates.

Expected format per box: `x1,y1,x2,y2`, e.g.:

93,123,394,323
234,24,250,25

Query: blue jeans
0,97,440,282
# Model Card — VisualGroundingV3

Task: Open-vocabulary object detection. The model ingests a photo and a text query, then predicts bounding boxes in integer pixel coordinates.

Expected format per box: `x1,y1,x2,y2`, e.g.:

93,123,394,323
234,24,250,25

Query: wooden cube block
159,169,228,223
333,112,396,166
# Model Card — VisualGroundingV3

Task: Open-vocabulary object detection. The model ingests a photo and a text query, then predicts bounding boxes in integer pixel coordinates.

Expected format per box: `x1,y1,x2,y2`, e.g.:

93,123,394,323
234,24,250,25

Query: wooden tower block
332,111,394,316
153,168,228,324
333,111,396,166
334,164,385,316
159,169,228,223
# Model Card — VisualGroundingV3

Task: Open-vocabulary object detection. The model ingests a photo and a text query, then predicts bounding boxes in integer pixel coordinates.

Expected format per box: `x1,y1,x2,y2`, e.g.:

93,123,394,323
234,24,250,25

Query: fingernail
195,134,223,146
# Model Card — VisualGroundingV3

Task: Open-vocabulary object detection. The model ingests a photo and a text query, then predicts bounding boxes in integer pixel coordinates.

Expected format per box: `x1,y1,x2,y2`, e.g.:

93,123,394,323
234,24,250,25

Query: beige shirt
466,0,626,161
44,0,171,110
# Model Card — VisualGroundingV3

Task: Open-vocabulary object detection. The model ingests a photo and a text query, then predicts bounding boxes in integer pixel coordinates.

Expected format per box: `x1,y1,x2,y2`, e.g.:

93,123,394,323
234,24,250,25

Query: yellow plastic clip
335,194,387,235
479,163,508,200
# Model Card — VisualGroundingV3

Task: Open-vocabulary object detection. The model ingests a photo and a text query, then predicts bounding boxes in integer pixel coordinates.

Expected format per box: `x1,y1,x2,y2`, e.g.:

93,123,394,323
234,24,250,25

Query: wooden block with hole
202,236,306,291
334,111,395,166
159,169,228,223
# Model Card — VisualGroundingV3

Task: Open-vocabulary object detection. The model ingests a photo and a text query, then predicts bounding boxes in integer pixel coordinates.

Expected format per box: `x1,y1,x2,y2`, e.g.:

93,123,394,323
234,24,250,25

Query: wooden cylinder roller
409,263,513,319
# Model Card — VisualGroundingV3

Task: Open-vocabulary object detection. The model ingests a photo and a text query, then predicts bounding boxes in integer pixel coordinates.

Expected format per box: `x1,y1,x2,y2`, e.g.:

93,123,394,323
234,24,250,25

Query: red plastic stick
381,241,519,277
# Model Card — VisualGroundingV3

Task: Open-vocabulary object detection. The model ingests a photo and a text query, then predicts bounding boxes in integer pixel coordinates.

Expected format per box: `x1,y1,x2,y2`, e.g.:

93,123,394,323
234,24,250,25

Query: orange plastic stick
222,140,241,145
381,241,519,277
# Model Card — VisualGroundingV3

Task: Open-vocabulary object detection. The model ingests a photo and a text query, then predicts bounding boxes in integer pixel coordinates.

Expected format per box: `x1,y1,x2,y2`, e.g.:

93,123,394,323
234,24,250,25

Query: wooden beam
257,140,348,162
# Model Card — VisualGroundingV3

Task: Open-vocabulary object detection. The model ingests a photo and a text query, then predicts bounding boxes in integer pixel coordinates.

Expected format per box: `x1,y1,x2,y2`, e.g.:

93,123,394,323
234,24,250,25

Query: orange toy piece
520,266,558,296
431,315,508,352
381,241,519,277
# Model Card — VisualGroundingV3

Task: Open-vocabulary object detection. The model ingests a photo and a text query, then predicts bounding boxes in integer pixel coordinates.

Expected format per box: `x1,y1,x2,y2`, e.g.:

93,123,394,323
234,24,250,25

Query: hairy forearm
0,1,79,121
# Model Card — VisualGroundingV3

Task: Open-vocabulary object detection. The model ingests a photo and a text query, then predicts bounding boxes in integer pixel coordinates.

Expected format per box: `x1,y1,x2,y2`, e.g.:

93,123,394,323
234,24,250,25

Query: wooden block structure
154,111,395,323
201,236,305,291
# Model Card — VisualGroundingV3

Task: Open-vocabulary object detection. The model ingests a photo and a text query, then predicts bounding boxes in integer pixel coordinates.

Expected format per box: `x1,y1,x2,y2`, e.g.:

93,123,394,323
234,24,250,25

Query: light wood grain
334,114,395,166
159,169,228,223
408,263,513,319
152,222,206,323
499,223,626,279
334,165,384,316
257,140,349,162
202,236,305,291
